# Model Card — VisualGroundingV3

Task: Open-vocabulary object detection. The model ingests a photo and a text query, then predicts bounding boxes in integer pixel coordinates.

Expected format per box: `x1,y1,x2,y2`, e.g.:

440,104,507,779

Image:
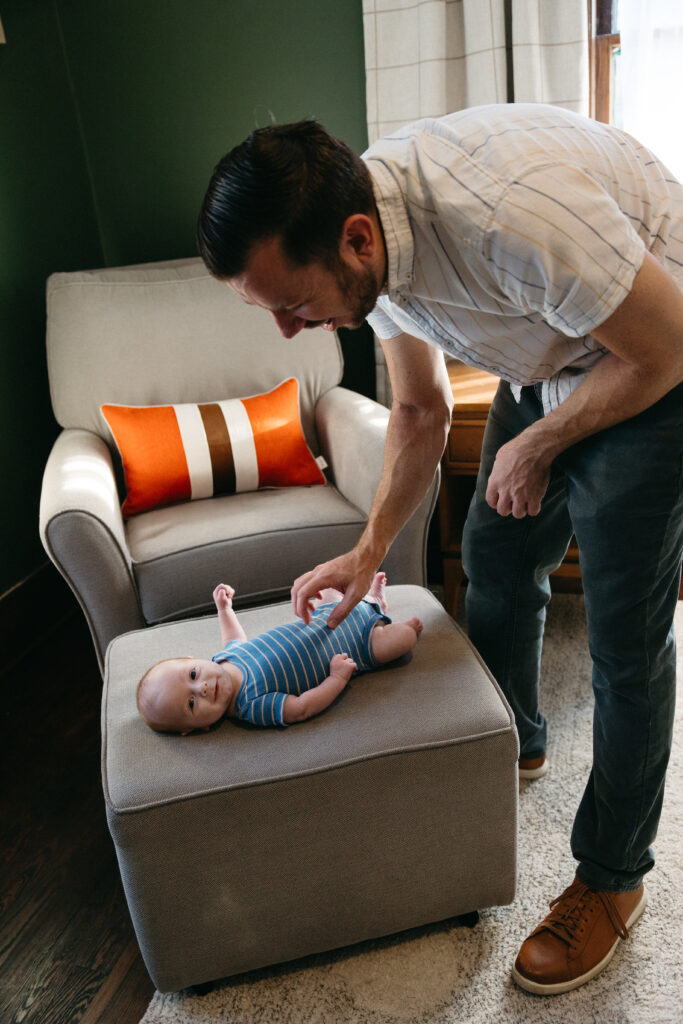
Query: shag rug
140,595,683,1024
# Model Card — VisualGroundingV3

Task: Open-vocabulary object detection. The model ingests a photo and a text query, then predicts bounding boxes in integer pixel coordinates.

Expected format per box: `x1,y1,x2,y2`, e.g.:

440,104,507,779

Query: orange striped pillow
101,378,326,517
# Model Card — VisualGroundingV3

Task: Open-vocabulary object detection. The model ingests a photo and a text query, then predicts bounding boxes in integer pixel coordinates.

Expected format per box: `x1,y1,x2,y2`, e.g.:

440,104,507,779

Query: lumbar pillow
101,377,326,517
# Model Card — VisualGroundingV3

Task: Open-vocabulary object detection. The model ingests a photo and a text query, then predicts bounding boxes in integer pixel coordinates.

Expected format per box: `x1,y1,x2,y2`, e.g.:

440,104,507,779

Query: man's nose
273,310,304,339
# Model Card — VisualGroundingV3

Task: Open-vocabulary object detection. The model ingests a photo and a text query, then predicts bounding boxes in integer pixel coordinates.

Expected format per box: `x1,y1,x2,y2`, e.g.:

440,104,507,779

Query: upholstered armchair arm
315,386,440,586
39,429,145,671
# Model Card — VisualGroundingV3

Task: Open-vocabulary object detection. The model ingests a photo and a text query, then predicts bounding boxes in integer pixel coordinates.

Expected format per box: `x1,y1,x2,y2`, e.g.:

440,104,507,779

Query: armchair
39,258,439,671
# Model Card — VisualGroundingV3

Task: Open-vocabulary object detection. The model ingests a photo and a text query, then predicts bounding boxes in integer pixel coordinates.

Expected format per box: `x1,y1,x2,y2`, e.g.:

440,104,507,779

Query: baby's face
142,658,233,734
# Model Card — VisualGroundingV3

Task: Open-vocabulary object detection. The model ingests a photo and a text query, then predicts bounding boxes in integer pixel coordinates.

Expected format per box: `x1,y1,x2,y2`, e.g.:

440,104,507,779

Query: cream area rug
140,595,683,1024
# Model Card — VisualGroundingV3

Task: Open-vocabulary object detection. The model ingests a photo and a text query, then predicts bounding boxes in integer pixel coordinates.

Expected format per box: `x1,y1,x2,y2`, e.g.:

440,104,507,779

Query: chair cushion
126,485,367,623
101,378,325,517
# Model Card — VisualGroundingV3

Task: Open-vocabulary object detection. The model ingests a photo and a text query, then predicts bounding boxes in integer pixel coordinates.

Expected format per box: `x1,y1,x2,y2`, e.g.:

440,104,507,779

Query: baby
137,572,423,734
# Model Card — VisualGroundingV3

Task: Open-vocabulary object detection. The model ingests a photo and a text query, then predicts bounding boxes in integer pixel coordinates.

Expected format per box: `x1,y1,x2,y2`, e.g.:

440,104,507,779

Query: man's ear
340,214,376,263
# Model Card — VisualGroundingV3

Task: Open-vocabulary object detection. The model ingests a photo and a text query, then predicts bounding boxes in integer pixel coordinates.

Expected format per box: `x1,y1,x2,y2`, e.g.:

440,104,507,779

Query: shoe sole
518,761,548,779
511,890,647,995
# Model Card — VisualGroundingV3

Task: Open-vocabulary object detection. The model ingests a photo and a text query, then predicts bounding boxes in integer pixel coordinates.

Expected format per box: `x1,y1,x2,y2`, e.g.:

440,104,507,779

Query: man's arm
282,653,357,722
292,334,453,626
486,251,683,519
213,584,247,645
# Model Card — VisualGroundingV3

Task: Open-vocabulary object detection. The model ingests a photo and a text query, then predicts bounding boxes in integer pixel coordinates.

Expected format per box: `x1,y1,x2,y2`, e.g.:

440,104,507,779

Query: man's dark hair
196,120,375,279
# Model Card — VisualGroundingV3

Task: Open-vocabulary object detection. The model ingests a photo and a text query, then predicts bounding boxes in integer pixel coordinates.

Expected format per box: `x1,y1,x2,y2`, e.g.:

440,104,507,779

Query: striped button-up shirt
364,104,683,411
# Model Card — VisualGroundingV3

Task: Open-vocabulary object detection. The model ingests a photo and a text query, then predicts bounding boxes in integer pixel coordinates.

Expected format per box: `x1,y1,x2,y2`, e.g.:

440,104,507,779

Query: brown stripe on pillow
198,403,236,495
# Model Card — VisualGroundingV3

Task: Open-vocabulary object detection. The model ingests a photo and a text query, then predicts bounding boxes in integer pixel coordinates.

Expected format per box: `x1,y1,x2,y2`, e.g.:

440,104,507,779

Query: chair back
46,257,343,452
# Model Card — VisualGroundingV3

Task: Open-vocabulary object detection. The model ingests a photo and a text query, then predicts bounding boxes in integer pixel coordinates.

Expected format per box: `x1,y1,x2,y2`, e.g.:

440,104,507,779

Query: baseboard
0,562,80,676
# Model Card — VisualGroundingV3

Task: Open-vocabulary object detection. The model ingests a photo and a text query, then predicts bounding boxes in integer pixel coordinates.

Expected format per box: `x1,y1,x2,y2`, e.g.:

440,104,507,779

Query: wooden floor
0,610,154,1024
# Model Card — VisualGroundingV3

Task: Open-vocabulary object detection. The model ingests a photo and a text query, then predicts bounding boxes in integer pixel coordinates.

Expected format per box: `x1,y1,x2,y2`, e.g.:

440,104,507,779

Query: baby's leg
371,617,423,664
320,571,388,610
365,571,388,612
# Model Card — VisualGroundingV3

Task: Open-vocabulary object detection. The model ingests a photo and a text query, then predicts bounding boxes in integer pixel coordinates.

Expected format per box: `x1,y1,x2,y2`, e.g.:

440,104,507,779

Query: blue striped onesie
212,600,390,726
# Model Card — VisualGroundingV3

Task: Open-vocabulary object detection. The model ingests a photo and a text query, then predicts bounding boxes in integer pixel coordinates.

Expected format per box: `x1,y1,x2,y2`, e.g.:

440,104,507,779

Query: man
197,106,683,994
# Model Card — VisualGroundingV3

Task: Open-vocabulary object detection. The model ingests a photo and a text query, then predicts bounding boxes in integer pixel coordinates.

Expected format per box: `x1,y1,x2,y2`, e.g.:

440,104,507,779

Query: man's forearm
487,251,683,519
522,350,681,462
291,334,453,625
355,397,452,568
487,345,683,518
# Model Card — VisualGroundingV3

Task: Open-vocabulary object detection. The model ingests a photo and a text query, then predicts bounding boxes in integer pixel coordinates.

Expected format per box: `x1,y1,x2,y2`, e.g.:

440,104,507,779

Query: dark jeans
462,381,683,892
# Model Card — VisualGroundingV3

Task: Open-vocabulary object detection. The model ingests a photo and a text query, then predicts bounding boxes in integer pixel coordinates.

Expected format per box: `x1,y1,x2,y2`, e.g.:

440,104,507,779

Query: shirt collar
365,157,414,298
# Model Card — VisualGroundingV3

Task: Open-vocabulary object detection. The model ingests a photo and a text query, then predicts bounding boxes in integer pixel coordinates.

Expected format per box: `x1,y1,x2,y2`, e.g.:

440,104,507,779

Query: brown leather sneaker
512,878,646,994
518,754,548,779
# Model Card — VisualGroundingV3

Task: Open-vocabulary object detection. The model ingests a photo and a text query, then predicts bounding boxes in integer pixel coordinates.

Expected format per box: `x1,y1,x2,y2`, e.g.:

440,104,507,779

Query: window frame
588,0,621,123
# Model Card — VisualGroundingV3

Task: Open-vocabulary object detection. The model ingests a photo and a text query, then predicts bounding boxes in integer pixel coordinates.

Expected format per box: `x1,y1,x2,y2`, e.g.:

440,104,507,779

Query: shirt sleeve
212,641,240,663
238,691,289,727
484,164,646,337
366,297,405,339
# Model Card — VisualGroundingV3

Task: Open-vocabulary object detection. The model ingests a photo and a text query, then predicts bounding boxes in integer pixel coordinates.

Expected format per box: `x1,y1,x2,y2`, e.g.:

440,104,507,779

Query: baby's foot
406,616,423,639
368,571,388,612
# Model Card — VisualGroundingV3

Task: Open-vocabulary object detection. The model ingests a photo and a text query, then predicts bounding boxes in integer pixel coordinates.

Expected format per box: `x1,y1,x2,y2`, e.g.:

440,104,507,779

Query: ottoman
102,585,518,992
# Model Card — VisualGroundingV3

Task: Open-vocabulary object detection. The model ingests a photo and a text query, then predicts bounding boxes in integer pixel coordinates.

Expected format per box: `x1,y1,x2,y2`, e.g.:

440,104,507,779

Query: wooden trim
593,32,620,123
589,0,619,123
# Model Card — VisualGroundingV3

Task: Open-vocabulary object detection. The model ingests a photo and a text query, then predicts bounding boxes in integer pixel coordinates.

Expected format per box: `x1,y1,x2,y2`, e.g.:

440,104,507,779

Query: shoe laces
540,880,630,950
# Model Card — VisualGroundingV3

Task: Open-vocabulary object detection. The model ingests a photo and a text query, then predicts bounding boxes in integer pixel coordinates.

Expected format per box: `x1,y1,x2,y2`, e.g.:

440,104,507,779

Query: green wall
0,0,368,597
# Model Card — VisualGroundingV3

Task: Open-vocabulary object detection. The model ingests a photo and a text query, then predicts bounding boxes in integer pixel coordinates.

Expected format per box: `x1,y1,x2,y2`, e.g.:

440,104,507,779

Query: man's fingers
486,485,543,519
326,588,362,629
291,569,320,621
291,551,378,626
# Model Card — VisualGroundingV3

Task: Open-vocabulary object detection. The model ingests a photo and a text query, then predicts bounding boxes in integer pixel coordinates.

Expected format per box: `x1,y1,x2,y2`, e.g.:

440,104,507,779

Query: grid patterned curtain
363,0,588,143
363,0,588,403
511,0,588,112
364,0,508,145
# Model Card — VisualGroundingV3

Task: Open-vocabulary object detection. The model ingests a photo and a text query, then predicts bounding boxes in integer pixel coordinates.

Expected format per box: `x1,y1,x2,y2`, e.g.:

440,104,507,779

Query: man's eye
190,669,196,680
189,696,195,710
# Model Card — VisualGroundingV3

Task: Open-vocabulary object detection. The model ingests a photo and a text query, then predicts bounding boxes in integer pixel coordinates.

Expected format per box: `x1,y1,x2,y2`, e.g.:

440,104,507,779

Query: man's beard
336,259,381,329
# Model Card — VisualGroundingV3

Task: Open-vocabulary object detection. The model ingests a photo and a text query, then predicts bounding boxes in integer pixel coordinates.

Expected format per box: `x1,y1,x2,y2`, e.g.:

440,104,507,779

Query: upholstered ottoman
102,585,518,992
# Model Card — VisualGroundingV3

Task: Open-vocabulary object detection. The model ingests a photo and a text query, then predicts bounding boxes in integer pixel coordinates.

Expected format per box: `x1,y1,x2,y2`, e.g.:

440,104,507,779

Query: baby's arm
282,654,356,723
213,584,247,645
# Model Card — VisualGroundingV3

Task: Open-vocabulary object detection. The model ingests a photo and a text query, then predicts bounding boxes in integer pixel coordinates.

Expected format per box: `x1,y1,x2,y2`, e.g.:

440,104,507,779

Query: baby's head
137,656,232,734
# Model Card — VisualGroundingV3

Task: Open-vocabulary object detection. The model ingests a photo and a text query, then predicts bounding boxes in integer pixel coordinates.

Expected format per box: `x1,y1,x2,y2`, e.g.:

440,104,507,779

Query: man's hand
292,550,378,628
485,434,552,518
485,250,683,521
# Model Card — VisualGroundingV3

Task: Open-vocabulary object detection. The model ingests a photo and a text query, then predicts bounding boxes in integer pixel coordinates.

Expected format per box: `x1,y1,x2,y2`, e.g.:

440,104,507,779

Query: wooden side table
439,359,582,617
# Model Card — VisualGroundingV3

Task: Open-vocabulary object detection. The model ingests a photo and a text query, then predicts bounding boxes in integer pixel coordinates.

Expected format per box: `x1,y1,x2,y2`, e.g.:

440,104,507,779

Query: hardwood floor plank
0,612,154,1024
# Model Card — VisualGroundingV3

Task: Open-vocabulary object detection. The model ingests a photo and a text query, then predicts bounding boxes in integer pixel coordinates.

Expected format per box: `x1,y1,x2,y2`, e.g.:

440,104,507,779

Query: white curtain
363,0,588,403
511,0,588,112
363,0,588,145
615,0,683,180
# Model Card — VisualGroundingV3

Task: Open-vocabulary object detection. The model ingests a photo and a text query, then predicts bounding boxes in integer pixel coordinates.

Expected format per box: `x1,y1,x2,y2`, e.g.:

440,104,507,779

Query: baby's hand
213,583,235,611
329,652,357,684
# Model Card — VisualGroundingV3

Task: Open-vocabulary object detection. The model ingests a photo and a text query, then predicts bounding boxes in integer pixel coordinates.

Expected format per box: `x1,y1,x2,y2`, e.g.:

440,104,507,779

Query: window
591,0,683,178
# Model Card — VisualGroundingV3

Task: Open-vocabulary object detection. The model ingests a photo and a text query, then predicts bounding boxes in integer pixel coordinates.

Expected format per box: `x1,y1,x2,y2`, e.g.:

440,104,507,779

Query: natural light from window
613,0,683,179
62,454,119,513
